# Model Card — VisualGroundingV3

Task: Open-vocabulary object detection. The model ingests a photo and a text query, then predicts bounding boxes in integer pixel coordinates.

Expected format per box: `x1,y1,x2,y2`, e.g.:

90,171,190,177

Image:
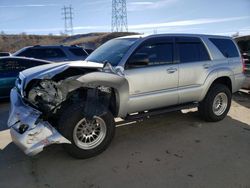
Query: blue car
0,57,52,98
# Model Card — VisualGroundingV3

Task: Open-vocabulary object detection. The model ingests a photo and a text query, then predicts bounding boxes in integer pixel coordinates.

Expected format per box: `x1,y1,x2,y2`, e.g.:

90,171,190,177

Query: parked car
235,35,250,89
13,45,89,62
0,52,11,57
0,57,52,98
8,34,245,158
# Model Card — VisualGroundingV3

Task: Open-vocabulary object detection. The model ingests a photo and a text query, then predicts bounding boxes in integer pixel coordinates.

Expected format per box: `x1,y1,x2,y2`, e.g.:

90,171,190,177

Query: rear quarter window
209,38,239,58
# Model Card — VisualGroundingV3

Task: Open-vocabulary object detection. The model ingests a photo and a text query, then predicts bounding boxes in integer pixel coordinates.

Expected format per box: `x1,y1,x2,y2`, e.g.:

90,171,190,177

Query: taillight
241,56,246,73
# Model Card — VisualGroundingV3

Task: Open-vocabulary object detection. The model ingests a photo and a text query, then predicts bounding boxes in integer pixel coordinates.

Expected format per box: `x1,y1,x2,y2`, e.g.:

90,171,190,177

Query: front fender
77,72,129,117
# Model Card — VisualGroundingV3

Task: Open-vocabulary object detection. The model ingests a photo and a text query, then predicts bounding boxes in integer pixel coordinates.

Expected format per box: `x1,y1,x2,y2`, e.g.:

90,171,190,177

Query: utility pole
111,0,128,32
62,5,74,35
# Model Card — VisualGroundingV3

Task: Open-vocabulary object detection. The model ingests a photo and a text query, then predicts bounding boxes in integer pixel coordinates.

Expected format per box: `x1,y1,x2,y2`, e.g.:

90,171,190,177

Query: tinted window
0,58,48,73
0,59,26,72
128,43,173,67
0,52,10,57
177,38,210,63
85,49,94,54
18,48,66,59
210,38,239,58
69,48,88,56
86,38,138,66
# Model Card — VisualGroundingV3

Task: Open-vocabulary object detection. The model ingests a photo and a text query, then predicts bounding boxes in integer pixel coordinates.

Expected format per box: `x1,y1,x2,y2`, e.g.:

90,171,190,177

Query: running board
125,102,198,121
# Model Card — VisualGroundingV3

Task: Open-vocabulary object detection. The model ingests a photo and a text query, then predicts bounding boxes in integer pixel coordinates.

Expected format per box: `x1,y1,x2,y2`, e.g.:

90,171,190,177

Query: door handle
203,64,210,69
166,67,177,74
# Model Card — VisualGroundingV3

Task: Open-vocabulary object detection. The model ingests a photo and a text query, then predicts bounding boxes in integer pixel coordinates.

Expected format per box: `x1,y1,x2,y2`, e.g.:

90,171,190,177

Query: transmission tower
112,0,128,32
62,5,74,35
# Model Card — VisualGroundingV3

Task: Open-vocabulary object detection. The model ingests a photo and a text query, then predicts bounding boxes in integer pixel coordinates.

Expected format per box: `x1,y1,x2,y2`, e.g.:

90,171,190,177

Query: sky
0,0,250,36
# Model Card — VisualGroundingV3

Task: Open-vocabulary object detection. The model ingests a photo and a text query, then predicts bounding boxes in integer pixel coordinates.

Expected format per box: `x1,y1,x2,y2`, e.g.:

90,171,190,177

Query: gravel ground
0,91,249,188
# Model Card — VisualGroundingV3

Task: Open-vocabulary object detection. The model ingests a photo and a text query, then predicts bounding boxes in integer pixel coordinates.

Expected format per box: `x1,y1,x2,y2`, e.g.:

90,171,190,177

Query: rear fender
199,68,234,101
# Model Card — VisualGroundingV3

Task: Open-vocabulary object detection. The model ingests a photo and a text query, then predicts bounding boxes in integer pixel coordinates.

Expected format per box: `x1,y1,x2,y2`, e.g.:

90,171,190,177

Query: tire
58,103,115,159
198,84,231,122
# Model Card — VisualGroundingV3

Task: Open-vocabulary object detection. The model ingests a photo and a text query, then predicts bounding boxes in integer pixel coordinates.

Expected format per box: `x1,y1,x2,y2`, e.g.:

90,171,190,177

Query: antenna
112,0,128,32
62,5,74,35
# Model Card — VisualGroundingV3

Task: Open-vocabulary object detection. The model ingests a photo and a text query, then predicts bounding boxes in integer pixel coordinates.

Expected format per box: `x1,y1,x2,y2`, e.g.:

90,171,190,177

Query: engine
28,80,65,112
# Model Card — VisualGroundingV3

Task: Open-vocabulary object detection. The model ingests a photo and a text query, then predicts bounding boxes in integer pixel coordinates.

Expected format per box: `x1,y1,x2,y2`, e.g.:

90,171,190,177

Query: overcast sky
0,0,249,36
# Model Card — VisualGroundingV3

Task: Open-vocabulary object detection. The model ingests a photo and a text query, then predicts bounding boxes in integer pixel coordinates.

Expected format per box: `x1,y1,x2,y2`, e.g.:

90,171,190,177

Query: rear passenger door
176,37,211,103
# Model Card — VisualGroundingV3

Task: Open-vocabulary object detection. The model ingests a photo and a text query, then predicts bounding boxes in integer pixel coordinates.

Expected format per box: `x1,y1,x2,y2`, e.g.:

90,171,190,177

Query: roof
118,33,232,40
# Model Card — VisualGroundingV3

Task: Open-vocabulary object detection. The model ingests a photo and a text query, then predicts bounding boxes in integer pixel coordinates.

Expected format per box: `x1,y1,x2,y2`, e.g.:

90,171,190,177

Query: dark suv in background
13,45,89,62
235,35,250,89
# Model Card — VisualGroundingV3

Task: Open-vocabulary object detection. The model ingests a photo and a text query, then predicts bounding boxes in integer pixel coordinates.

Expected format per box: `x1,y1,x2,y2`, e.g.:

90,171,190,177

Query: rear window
69,48,88,56
177,37,210,63
18,48,66,59
209,38,239,58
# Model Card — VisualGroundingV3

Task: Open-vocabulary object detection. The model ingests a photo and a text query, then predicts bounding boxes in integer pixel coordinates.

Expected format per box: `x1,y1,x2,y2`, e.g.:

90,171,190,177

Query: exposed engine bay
23,64,120,120
28,79,65,112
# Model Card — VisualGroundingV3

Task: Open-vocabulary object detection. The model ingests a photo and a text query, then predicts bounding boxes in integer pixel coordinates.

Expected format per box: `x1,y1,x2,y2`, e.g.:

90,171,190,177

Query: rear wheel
198,84,231,122
58,103,115,159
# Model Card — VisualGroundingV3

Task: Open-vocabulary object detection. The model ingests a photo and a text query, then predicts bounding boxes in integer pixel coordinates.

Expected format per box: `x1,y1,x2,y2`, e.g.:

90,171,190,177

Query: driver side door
124,37,179,113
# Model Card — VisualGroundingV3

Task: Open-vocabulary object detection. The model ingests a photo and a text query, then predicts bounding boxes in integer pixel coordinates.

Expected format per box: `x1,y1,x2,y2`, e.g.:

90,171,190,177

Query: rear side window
177,37,210,63
69,48,88,56
209,38,239,58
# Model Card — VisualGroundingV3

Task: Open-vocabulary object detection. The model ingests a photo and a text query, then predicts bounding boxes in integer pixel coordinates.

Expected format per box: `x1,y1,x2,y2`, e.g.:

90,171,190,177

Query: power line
62,5,74,35
112,0,128,32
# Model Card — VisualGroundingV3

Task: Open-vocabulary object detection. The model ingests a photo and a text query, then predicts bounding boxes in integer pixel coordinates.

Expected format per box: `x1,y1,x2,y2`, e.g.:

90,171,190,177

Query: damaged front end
8,88,71,156
7,61,125,156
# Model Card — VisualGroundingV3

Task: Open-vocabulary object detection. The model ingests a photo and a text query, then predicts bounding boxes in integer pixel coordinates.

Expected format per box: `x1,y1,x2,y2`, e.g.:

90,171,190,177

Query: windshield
86,38,138,66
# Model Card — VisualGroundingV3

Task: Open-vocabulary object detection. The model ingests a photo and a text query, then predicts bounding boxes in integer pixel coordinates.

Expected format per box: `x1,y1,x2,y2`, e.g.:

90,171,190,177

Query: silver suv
8,34,245,158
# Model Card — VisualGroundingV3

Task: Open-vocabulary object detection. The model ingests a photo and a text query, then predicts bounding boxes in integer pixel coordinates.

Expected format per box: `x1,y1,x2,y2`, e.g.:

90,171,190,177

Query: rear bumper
242,75,250,89
7,88,70,156
233,73,246,92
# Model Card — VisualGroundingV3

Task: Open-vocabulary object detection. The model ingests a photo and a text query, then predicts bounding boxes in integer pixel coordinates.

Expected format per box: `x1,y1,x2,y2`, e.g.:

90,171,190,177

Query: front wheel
198,84,232,122
58,103,115,159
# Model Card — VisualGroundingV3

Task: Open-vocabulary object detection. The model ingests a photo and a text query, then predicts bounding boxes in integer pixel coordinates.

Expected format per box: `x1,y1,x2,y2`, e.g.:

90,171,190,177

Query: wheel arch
199,68,234,101
76,72,130,118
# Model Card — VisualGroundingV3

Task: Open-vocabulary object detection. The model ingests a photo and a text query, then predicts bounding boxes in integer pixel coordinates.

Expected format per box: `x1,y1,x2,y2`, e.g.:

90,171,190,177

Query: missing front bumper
8,88,71,156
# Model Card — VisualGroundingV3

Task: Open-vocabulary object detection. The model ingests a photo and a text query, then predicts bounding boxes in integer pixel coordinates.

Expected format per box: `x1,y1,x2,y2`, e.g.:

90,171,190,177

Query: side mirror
127,53,149,68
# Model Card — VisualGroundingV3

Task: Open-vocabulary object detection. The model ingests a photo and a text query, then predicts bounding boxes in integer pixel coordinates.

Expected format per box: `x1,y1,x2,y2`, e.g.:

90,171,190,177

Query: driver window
126,42,173,68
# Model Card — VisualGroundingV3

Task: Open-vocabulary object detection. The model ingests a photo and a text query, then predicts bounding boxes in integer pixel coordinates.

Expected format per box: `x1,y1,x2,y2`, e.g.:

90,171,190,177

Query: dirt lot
0,91,250,188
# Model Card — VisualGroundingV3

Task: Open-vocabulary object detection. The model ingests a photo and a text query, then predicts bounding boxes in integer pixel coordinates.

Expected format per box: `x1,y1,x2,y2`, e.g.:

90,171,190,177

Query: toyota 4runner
8,34,245,158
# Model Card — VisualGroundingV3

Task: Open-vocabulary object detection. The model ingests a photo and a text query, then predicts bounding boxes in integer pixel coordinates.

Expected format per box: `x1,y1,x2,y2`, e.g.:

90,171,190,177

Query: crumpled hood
20,60,103,88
